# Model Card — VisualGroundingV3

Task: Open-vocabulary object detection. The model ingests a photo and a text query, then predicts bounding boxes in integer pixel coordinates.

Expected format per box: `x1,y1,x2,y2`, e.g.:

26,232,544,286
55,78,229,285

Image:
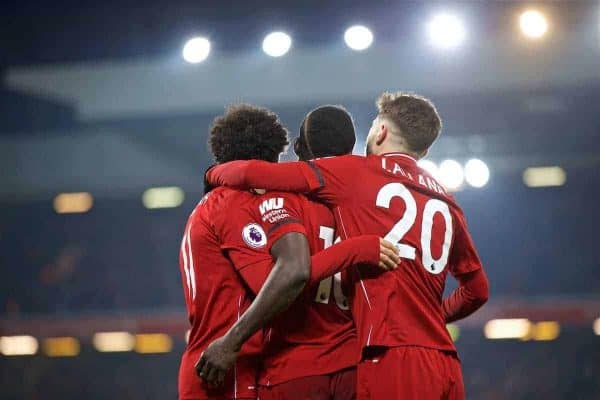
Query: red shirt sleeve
305,155,364,206
206,155,364,207
308,235,380,285
442,268,489,323
238,234,381,294
216,192,307,293
254,192,307,252
442,208,489,323
207,160,317,192
448,209,483,276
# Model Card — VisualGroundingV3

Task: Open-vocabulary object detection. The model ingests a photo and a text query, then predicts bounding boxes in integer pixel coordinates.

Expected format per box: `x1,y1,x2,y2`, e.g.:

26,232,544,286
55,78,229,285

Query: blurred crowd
1,330,598,400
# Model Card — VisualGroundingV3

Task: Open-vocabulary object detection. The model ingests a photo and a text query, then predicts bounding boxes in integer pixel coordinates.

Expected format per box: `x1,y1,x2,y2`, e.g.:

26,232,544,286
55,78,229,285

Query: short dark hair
376,92,442,154
209,103,289,164
294,105,356,160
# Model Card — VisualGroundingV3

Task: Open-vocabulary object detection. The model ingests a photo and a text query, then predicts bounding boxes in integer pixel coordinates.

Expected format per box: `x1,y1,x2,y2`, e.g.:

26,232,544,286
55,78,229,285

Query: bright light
428,14,466,49
135,334,173,354
520,10,548,39
262,32,292,57
523,166,566,188
447,324,460,342
43,337,80,357
92,332,135,352
142,187,185,209
484,318,532,339
0,335,38,356
594,318,600,336
182,37,211,64
418,159,439,179
464,159,490,188
438,159,464,190
53,192,93,214
344,25,374,51
531,321,560,341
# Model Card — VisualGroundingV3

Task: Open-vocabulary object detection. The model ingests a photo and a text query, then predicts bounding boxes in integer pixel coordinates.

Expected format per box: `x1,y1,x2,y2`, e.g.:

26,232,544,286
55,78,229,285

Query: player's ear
376,124,387,146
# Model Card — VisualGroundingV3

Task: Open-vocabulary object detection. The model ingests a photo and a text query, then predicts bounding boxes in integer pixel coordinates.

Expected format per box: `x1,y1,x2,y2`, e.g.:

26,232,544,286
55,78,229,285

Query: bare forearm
225,260,307,349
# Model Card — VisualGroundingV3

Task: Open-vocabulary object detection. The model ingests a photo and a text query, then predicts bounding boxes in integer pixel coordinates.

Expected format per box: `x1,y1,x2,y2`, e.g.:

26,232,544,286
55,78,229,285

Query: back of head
294,105,356,161
209,103,289,164
376,92,442,154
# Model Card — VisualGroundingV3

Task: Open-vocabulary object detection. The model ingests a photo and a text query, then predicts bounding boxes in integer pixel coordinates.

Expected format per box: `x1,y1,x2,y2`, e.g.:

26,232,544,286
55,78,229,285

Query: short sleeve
449,209,483,276
303,155,365,206
253,192,308,251
216,205,273,273
216,192,307,275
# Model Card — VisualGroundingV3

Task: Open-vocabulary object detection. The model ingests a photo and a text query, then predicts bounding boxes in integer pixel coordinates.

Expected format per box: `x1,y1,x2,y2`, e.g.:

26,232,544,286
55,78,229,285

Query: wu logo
259,197,284,215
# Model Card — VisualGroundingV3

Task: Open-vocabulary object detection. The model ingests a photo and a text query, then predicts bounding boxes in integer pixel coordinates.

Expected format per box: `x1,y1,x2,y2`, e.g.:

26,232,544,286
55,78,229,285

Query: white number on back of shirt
314,226,349,310
376,183,453,274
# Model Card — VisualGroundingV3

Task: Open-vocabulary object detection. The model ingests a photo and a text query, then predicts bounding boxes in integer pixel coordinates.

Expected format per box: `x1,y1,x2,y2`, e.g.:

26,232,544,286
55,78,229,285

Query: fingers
216,369,226,387
379,253,398,270
197,361,226,388
206,365,221,387
195,353,206,377
380,239,400,257
379,239,401,270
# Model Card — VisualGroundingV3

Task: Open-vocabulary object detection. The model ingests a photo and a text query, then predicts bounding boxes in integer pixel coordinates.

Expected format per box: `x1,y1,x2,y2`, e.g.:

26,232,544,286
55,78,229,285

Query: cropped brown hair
376,92,442,153
209,103,289,164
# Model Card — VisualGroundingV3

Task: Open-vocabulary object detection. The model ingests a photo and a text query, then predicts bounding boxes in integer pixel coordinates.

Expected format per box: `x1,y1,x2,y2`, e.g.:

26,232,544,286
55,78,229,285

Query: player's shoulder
302,195,335,224
201,186,248,206
312,154,365,166
253,190,304,216
199,187,256,221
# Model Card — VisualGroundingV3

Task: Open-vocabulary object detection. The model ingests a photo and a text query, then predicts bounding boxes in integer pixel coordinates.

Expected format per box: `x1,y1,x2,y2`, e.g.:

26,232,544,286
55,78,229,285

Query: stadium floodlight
344,25,374,51
0,335,38,356
92,332,135,352
53,192,93,214
143,187,185,209
594,318,600,336
531,321,560,341
427,14,466,49
464,158,490,188
43,337,80,357
519,10,548,39
522,166,566,188
262,31,292,57
182,37,211,64
417,159,439,179
438,159,464,190
484,318,532,339
134,334,173,354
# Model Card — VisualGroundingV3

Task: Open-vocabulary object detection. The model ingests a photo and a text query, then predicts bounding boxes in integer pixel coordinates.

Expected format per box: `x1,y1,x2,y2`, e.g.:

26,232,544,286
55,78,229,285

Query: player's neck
376,143,419,159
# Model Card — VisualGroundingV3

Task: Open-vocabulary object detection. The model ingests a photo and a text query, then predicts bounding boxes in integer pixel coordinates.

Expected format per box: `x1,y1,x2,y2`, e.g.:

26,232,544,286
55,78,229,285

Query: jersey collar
381,152,417,164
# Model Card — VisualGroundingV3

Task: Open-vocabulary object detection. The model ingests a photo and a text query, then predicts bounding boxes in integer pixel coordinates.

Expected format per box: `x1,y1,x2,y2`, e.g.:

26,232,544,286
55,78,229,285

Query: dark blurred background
1,1,599,399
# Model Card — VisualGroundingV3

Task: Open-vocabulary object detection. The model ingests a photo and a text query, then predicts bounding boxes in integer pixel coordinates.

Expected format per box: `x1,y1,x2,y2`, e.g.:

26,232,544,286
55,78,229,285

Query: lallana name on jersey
381,158,447,195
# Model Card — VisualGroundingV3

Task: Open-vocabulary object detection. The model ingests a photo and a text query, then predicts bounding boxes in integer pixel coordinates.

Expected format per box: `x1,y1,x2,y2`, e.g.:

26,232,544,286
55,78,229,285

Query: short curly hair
295,105,356,161
376,92,442,154
209,103,289,164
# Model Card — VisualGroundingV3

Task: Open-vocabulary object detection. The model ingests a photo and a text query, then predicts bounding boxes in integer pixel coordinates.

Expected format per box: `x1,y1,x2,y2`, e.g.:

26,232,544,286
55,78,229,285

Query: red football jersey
218,189,358,386
178,188,265,400
208,153,484,354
